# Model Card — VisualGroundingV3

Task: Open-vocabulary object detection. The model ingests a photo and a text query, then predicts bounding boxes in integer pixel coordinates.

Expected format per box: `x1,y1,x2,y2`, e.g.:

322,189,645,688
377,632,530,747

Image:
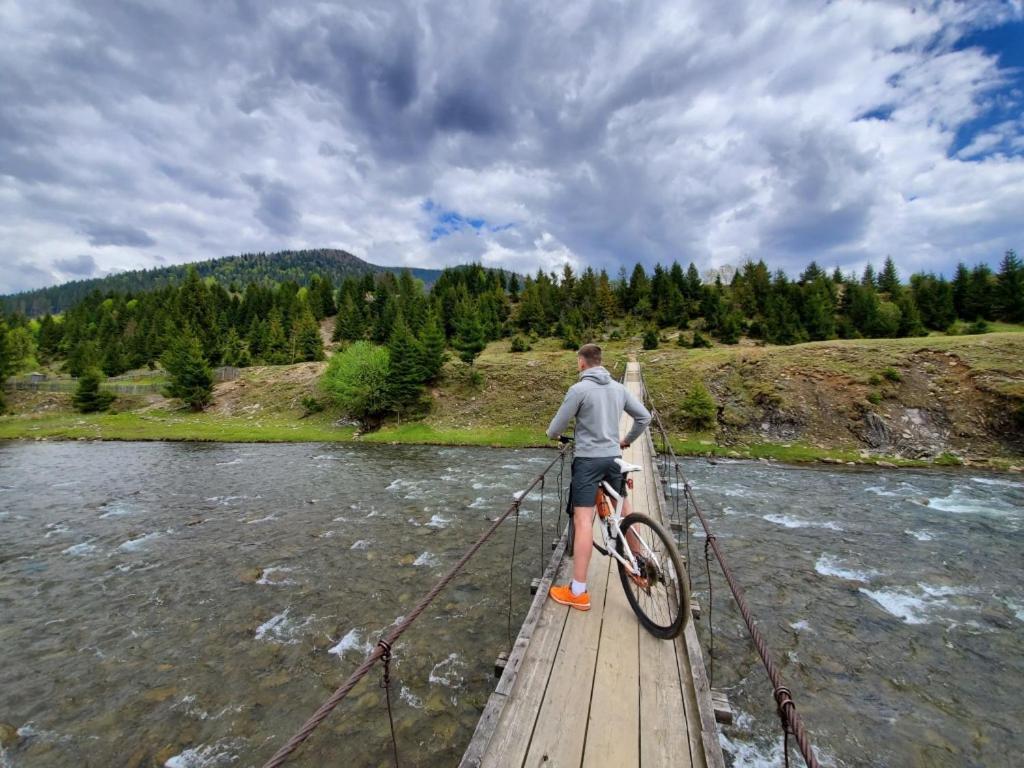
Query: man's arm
620,389,652,447
546,386,583,439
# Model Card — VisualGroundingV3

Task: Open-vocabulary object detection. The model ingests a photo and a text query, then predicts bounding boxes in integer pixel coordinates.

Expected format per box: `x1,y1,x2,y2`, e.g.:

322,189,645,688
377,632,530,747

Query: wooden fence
4,367,241,395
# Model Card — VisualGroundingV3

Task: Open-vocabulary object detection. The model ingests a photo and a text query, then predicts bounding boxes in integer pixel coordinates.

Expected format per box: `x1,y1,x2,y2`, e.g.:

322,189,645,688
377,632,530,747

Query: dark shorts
570,456,626,508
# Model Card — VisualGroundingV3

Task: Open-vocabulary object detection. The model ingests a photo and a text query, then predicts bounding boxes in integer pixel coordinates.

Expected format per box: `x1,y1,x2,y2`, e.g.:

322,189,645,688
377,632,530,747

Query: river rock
876,461,897,468
239,567,264,584
0,722,19,748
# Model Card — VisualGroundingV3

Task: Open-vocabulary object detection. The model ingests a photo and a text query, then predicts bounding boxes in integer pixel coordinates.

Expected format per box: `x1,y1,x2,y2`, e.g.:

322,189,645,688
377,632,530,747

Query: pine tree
508,273,520,301
878,257,900,295
264,307,289,364
0,318,11,412
418,311,447,381
680,381,717,430
101,340,128,377
454,305,487,365
37,314,63,362
292,308,325,362
996,250,1024,322
221,327,251,367
162,333,214,411
951,262,970,318
386,314,425,416
73,367,116,413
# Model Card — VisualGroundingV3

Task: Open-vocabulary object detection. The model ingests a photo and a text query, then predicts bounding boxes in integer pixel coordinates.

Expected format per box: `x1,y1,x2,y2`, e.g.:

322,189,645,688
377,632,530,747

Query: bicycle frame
594,478,662,580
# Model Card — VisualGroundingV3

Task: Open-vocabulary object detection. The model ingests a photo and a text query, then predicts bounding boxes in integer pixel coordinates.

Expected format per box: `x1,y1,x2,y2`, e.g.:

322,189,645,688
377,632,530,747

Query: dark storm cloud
79,221,157,248
53,254,99,276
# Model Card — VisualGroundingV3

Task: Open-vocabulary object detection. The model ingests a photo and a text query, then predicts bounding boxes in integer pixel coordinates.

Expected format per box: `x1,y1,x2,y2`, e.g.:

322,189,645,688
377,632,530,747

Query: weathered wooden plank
711,689,734,725
639,625,694,767
461,530,571,767
637,377,725,768
581,554,640,767
522,534,612,767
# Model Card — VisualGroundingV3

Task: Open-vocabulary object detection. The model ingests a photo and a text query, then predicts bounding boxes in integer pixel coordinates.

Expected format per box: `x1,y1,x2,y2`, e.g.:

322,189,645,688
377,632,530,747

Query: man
545,344,651,610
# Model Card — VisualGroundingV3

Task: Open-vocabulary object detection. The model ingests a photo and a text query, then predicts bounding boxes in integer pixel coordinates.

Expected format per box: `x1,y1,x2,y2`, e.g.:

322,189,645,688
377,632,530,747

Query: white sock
571,579,587,596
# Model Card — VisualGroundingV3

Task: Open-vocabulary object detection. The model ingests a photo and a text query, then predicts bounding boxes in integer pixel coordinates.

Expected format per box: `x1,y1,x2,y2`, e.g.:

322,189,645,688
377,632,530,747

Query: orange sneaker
549,584,590,611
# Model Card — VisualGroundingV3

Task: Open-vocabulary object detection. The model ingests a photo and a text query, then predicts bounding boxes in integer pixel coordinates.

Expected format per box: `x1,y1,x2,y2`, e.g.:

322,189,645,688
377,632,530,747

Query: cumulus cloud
0,0,1022,294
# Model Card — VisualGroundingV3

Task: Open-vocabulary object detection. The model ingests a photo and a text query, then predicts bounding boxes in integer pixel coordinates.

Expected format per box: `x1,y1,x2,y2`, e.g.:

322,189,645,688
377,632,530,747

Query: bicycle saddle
614,458,643,474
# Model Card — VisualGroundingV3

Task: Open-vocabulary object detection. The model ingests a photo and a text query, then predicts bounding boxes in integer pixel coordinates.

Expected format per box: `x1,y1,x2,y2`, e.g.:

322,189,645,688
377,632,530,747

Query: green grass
0,411,356,443
662,435,929,467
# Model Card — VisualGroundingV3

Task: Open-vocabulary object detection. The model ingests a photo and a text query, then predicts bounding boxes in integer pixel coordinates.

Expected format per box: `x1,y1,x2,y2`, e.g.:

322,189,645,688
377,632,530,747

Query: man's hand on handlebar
557,434,573,444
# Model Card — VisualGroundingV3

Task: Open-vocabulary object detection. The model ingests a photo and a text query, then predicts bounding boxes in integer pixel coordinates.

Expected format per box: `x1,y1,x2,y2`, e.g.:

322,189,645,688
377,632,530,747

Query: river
0,442,1021,767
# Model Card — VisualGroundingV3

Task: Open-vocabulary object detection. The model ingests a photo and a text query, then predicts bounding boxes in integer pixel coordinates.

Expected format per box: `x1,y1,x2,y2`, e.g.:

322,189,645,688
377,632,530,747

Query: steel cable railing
261,443,571,768
637,365,821,768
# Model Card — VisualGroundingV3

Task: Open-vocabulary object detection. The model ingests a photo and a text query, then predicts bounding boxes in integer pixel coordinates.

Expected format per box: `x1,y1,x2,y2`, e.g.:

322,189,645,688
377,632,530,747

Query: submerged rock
0,722,19,748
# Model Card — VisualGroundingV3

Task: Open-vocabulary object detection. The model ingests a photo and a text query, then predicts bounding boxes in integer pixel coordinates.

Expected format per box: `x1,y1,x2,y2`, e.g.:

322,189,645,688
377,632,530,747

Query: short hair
577,343,602,367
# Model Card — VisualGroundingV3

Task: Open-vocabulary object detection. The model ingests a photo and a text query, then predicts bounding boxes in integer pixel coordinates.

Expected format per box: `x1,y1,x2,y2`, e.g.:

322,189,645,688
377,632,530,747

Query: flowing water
674,458,1023,768
0,442,568,767
1,442,1021,767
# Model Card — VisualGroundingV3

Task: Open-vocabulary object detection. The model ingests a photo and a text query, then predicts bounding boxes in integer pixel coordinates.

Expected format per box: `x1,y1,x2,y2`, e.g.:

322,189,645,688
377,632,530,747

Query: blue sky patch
948,20,1024,159
423,199,512,241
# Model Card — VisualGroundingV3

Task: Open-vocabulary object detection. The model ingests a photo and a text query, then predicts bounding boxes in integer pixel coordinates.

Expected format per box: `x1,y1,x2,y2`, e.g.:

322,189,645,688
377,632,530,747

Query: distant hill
1,249,445,316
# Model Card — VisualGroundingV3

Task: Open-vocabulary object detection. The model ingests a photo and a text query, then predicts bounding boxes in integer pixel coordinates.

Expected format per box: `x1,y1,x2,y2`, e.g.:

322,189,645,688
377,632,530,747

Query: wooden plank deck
461,362,725,768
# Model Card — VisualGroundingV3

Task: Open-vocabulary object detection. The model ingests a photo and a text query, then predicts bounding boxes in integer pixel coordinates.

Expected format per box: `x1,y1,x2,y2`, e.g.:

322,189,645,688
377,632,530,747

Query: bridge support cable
637,366,821,768
261,443,572,768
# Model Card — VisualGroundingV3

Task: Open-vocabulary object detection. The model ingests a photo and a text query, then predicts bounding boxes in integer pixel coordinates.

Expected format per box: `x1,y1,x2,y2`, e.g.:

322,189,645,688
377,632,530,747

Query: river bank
2,332,1022,471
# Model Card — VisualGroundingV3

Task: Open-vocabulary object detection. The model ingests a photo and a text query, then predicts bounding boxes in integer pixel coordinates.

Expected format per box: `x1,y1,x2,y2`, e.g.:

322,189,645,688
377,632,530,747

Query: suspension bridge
261,359,819,768
461,361,724,767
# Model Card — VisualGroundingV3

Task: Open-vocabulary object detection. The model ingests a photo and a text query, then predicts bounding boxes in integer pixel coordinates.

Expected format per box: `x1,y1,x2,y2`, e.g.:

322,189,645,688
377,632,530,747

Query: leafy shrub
867,373,882,386
320,341,391,425
866,391,882,405
882,367,901,382
680,381,717,429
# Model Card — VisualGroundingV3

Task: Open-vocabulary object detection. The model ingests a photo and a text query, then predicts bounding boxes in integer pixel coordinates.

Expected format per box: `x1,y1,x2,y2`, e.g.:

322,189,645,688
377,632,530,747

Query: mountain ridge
2,248,446,316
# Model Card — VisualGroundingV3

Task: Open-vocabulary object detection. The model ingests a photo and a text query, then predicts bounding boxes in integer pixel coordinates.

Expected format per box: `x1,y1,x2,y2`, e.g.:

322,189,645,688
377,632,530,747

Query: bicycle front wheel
616,513,690,640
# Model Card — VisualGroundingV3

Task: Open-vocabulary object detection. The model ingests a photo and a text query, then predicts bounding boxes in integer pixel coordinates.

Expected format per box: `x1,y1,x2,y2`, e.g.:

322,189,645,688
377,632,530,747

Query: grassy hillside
3,332,1023,468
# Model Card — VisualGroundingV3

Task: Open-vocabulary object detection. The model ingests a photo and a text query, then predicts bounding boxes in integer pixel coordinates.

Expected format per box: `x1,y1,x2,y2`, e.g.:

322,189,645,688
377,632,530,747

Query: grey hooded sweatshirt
546,366,652,457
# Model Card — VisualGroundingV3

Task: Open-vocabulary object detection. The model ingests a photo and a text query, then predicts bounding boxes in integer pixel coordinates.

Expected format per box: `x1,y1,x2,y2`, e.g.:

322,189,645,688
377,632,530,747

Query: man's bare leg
572,506,595,584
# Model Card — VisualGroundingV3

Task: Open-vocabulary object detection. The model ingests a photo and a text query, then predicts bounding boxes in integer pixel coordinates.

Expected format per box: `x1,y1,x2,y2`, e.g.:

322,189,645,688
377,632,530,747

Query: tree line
0,250,1020,417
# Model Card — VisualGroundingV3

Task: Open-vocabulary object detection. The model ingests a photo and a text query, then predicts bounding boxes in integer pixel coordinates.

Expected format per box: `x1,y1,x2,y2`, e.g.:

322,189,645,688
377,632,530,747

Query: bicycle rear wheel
616,513,689,640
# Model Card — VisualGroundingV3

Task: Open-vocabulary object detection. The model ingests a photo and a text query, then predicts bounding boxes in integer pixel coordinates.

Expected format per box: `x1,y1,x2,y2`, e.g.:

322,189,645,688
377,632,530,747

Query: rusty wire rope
637,367,820,768
260,443,571,768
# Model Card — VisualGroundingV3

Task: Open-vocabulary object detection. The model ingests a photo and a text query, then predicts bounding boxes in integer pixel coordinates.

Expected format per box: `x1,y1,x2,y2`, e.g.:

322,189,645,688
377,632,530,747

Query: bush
300,395,325,416
882,367,901,382
680,381,717,429
867,373,882,386
509,335,531,353
690,330,712,349
967,317,990,335
866,391,882,405
73,368,116,413
320,341,391,426
642,328,659,350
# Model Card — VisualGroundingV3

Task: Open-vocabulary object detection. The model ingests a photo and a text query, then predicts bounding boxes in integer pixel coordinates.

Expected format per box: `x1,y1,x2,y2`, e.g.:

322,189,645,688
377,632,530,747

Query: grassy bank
2,332,1022,470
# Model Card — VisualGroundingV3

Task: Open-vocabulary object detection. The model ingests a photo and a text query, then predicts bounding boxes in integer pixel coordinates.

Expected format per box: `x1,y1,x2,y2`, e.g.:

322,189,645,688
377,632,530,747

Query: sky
1,0,1023,295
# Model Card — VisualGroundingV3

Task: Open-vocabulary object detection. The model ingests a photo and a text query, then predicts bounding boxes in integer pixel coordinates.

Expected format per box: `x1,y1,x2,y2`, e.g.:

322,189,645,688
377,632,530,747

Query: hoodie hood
580,366,612,385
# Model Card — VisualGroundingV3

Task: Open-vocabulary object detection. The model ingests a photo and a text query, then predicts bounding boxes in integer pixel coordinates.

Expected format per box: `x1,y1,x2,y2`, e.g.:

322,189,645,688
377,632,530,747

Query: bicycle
559,436,690,640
